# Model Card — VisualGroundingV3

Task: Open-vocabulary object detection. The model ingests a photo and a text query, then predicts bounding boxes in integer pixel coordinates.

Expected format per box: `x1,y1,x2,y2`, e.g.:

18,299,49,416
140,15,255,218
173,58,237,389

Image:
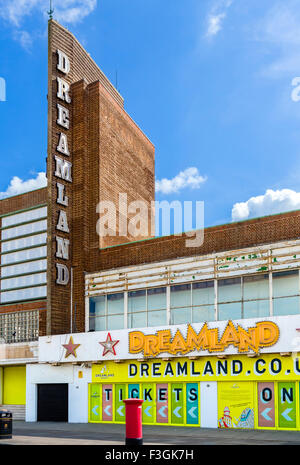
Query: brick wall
0,188,47,216
0,301,47,337
47,20,155,335
92,209,300,271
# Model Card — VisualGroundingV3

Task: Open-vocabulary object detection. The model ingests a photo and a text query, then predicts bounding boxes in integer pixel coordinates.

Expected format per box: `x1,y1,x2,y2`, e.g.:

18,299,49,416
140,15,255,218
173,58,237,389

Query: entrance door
200,382,218,428
37,384,68,422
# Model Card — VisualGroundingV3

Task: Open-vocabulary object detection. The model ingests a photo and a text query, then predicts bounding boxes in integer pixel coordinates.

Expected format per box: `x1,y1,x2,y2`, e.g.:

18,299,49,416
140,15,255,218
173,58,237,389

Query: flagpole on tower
48,0,54,20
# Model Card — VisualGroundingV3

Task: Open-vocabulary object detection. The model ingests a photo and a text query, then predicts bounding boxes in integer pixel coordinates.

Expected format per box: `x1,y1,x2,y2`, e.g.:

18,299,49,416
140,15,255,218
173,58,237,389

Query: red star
62,336,81,358
99,332,119,356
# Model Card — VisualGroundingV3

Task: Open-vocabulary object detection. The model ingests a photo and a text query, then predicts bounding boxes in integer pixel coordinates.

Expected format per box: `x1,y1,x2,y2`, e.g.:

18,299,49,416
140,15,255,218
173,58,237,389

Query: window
273,270,300,316
1,207,47,228
147,287,167,327
1,273,47,291
0,207,47,304
128,288,167,329
89,293,124,331
243,274,269,318
1,233,47,253
1,246,47,265
1,220,47,240
192,281,215,322
218,278,242,320
170,284,191,325
88,268,300,331
1,286,47,304
1,259,47,278
128,290,146,329
0,310,39,343
107,293,125,330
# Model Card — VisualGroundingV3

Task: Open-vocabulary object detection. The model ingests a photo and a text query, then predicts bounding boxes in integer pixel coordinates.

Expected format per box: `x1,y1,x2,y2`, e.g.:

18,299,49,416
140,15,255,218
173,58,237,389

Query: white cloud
155,167,207,195
0,0,97,25
0,0,97,48
205,0,233,38
232,188,300,222
0,172,47,199
13,29,33,50
207,13,226,37
254,0,300,78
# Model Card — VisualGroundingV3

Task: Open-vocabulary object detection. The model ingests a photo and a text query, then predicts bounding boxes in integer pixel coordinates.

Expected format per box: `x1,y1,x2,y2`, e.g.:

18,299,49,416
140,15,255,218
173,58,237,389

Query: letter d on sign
56,263,69,285
57,49,70,74
129,331,145,354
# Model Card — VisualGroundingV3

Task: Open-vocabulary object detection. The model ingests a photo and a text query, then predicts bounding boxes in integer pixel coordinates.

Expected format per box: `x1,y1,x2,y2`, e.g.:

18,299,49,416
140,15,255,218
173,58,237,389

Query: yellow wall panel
3,366,26,405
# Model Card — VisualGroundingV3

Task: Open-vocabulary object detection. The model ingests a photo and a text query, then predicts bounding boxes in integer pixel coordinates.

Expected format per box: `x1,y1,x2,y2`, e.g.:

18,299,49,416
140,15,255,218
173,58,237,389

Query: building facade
1,19,300,431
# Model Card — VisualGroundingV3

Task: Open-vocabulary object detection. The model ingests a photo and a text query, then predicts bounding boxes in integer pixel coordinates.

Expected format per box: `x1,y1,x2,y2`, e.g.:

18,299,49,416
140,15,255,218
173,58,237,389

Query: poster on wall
278,382,297,429
156,384,169,423
218,382,255,429
89,384,100,422
257,382,275,428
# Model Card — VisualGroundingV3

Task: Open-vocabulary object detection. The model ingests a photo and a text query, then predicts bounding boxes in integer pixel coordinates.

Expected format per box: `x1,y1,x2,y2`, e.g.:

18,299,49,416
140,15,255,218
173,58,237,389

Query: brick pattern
70,81,155,332
47,20,155,335
0,188,47,217
92,210,300,271
0,301,47,337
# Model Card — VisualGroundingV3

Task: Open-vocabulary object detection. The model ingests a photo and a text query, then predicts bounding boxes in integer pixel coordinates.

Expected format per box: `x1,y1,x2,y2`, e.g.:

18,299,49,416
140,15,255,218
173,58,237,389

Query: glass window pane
244,274,269,300
218,278,241,303
1,259,47,277
147,287,166,310
192,305,215,323
128,290,146,313
170,284,191,308
192,281,214,306
148,310,167,327
1,246,47,265
94,316,106,332
273,271,299,298
89,299,96,331
218,302,242,320
107,314,124,330
90,296,106,317
1,273,47,290
1,233,47,253
170,307,191,325
1,285,46,303
128,312,147,329
107,293,124,315
243,300,270,319
273,296,300,316
2,220,47,240
1,207,47,227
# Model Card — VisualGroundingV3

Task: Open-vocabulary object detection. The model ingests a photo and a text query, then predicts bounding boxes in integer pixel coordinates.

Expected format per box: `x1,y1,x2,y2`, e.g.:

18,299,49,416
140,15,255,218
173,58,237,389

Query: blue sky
1,0,300,230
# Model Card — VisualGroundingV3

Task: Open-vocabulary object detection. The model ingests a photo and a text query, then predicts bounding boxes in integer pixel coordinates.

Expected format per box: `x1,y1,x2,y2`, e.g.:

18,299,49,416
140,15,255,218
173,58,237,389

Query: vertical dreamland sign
46,19,125,334
47,20,73,334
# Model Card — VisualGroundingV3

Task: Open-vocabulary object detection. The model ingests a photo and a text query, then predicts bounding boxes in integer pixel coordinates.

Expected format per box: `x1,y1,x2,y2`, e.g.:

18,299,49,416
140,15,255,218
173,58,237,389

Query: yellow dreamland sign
128,321,279,358
90,356,300,430
92,354,300,384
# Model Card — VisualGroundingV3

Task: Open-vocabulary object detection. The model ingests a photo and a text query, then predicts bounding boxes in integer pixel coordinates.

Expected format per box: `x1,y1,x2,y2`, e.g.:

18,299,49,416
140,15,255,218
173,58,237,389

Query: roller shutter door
37,384,68,422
